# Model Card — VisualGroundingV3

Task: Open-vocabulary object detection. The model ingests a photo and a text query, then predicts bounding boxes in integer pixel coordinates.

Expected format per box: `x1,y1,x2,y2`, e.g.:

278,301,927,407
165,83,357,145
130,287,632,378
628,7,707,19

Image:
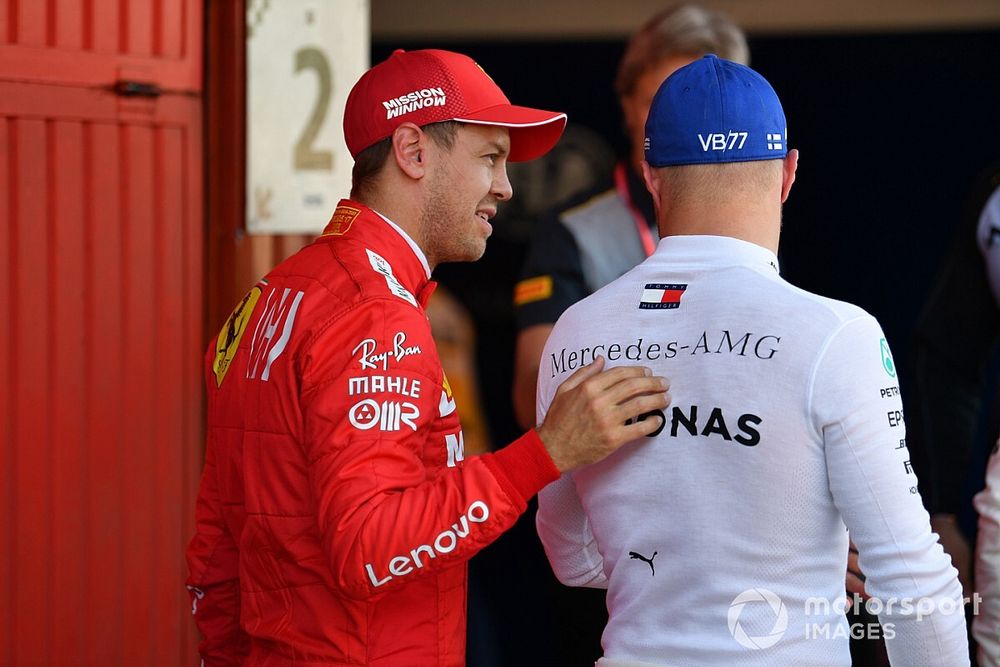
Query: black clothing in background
911,164,1000,517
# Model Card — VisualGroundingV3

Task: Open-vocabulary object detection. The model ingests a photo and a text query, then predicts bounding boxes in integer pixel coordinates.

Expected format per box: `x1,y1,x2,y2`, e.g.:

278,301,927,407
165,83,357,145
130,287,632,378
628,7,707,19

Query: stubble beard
421,170,487,266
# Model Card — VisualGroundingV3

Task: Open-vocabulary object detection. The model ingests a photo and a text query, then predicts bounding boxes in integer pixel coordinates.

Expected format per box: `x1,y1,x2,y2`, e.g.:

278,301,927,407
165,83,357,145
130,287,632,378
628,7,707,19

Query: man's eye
485,154,498,165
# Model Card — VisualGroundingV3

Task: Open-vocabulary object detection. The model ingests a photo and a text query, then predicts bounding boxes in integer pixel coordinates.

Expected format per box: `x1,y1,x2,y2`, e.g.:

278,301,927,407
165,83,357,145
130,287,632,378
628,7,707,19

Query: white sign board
246,0,369,234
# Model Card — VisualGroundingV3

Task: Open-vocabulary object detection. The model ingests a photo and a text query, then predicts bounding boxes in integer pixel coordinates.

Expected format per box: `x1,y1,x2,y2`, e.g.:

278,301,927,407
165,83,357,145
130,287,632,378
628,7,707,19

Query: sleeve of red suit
300,298,560,599
185,434,250,666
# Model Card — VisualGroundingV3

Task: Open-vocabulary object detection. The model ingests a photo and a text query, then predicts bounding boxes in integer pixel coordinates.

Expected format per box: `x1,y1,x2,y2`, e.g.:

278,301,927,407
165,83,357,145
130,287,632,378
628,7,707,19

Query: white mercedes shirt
536,235,968,666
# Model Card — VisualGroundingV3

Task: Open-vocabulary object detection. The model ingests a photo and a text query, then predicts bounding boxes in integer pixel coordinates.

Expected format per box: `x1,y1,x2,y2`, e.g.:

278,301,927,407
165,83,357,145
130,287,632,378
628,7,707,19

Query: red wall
0,1,203,663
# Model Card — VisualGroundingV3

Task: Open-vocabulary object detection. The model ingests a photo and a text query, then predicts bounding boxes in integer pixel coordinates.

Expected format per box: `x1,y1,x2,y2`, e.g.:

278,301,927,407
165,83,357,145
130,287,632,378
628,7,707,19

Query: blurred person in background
911,163,1000,601
908,162,1000,664
512,3,749,430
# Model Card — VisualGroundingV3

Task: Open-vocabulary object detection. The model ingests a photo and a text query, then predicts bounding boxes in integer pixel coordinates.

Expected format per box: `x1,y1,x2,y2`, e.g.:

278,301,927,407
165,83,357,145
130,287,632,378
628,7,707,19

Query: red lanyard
614,162,656,258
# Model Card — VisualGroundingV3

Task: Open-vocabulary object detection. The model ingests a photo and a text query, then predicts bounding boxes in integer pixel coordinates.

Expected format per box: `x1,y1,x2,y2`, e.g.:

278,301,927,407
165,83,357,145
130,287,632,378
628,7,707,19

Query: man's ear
641,161,661,202
641,161,665,223
392,123,428,180
780,149,798,204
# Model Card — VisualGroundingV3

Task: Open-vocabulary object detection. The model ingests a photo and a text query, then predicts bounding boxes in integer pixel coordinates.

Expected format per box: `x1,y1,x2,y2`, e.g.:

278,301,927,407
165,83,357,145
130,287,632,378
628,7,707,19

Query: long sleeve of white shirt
535,357,608,589
811,316,968,666
536,472,608,588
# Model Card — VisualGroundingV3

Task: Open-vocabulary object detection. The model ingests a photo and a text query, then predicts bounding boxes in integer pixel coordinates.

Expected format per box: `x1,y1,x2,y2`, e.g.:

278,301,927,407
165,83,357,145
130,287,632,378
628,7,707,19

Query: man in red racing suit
185,49,670,666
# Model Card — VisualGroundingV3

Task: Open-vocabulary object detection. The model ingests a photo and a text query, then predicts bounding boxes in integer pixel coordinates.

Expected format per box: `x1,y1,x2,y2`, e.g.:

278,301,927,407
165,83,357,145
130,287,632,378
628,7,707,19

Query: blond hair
615,4,749,99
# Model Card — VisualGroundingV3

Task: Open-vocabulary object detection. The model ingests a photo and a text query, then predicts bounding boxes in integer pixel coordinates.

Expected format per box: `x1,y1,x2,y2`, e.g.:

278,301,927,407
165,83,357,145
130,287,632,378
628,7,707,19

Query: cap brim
455,104,567,162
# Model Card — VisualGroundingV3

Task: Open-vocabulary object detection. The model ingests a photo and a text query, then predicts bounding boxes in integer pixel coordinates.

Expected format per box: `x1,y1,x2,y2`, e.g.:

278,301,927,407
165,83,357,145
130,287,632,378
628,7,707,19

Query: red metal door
0,1,203,664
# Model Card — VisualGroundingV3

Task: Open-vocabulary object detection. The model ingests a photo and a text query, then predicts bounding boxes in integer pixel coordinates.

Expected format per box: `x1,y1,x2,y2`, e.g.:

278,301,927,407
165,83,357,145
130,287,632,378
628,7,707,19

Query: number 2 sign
246,0,369,234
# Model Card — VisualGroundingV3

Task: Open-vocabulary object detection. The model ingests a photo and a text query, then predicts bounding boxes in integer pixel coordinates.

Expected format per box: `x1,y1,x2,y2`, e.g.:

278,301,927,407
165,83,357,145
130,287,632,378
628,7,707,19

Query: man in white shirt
535,54,969,666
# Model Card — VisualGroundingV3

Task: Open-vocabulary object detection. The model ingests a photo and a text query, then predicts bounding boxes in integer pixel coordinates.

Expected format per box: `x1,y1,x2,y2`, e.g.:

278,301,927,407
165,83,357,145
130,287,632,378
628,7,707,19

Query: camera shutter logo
728,588,788,650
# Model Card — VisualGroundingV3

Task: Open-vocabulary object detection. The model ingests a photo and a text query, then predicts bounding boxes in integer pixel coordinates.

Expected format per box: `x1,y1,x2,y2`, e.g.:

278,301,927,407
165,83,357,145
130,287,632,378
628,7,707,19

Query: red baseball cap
344,49,567,162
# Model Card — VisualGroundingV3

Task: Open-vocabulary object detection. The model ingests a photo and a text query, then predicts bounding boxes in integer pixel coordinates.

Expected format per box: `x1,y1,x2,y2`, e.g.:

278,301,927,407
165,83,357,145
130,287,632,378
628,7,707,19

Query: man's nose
493,166,513,202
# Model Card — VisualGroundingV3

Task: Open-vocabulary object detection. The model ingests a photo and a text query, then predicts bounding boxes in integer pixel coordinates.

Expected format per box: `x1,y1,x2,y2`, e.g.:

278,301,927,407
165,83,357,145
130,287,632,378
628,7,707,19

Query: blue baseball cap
644,54,787,168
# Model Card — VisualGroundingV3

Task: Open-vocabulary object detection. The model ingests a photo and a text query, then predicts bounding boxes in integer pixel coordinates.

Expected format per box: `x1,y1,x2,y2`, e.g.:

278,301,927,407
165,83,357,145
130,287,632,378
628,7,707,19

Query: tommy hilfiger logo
639,284,687,310
767,133,783,150
629,550,658,576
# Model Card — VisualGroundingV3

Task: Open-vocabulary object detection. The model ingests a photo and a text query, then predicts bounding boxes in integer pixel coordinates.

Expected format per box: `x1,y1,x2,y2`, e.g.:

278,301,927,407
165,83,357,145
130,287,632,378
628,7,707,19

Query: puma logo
629,550,657,576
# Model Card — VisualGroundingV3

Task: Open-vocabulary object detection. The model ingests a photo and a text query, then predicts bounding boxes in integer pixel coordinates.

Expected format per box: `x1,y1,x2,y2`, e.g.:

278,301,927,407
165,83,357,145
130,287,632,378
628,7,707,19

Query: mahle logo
880,338,896,378
728,588,788,650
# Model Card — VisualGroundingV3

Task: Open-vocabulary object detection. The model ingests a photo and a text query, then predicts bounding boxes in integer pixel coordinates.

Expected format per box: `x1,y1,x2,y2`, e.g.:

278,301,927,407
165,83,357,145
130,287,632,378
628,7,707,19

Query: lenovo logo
365,501,490,587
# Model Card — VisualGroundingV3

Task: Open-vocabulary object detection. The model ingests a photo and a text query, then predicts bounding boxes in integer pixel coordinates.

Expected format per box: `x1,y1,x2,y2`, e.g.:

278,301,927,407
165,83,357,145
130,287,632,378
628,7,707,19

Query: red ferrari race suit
185,200,560,666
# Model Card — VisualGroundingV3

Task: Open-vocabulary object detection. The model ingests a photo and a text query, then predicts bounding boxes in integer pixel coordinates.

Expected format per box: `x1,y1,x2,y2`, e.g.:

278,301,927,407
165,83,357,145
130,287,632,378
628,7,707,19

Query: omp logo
767,133,783,150
366,501,490,587
382,87,447,119
246,287,305,382
348,399,419,431
698,131,747,152
728,588,788,650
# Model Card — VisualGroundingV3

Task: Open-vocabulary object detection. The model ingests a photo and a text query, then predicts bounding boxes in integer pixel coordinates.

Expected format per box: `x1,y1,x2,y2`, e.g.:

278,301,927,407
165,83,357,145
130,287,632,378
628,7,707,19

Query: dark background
376,30,1000,665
